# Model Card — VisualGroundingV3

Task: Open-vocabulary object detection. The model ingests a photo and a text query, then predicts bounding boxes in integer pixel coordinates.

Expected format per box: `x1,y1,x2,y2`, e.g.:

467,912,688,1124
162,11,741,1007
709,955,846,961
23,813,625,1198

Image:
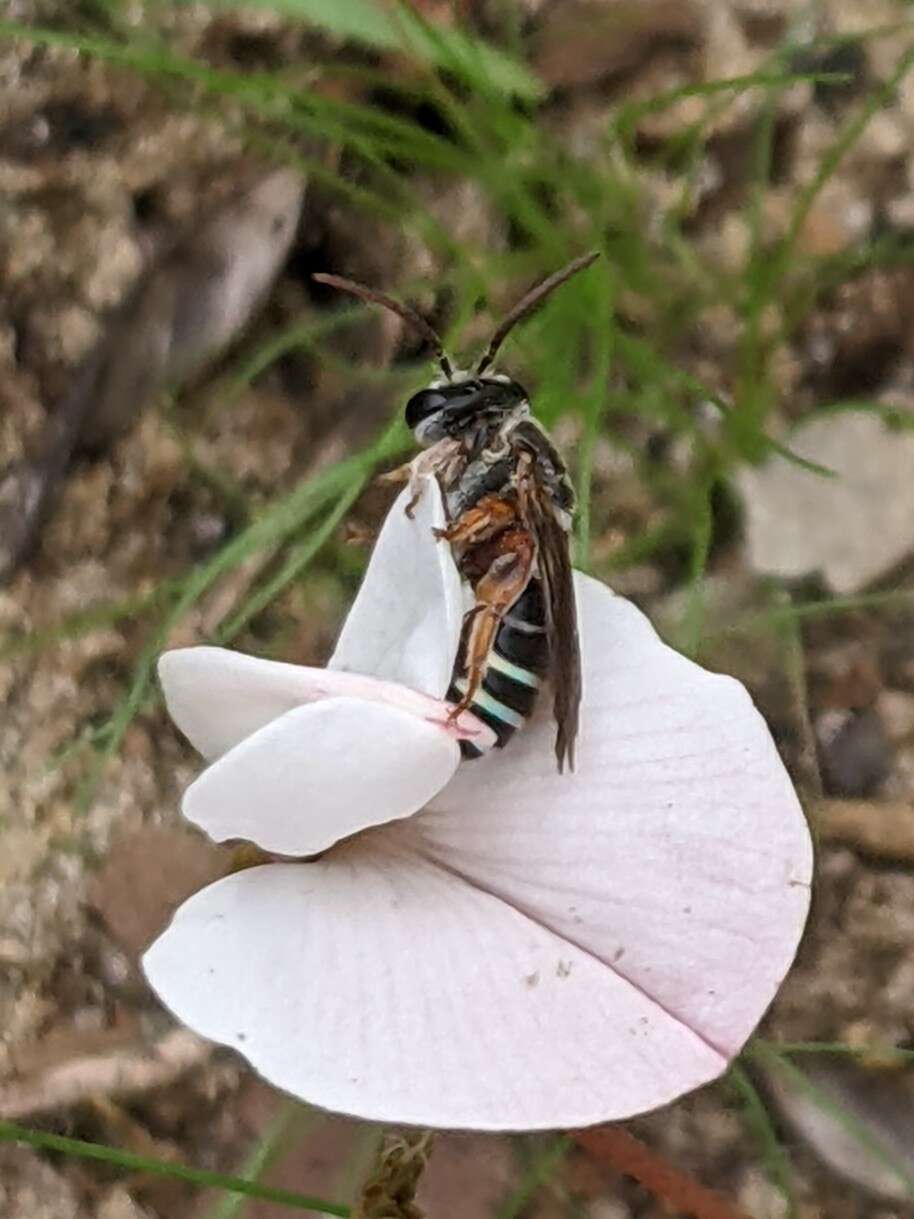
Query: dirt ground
4,0,914,1216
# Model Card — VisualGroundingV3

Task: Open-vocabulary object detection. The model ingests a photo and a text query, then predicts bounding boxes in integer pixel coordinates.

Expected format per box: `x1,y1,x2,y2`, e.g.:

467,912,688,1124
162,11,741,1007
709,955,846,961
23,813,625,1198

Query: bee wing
512,423,581,771
534,495,582,772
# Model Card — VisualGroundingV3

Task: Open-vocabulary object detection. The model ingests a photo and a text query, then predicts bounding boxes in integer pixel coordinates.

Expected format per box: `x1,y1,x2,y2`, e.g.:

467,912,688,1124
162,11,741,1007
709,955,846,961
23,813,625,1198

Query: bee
314,253,598,772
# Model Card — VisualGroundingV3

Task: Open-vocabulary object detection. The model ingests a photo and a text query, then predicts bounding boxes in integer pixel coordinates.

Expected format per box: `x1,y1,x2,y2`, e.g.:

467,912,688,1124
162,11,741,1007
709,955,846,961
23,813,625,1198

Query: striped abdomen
448,578,549,760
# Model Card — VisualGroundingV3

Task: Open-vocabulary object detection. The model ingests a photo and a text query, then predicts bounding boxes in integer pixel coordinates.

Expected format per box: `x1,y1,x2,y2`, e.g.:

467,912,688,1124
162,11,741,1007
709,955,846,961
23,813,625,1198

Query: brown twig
573,1126,752,1219
814,797,914,863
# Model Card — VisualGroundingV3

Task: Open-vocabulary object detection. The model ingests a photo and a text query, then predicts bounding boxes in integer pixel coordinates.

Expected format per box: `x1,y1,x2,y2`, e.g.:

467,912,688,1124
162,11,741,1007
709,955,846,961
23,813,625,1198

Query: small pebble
816,707,893,798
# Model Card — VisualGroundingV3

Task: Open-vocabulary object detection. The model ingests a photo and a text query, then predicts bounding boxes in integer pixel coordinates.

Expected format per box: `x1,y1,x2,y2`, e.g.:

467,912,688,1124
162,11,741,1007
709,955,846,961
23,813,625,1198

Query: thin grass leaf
388,3,541,101
775,585,823,799
332,1127,384,1207
0,583,175,661
612,70,850,143
0,1121,348,1216
0,21,284,103
215,478,368,640
496,1137,571,1219
729,1062,798,1219
679,471,715,658
573,268,615,570
757,1038,914,1065
183,0,541,98
235,116,468,258
804,18,914,48
407,68,563,256
774,42,914,351
214,307,363,413
204,1104,315,1219
0,23,477,178
75,420,408,807
605,331,703,432
781,42,914,274
733,79,781,450
237,125,410,222
600,519,685,572
796,399,914,430
750,1043,914,1201
725,15,823,451
759,439,837,479
648,357,837,476
705,588,914,639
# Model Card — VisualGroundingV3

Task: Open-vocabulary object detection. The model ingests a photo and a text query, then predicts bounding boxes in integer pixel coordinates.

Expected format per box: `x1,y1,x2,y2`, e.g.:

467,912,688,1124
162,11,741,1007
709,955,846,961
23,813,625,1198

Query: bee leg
376,461,425,518
404,483,424,520
378,439,465,520
376,461,412,488
434,495,516,545
449,613,497,716
449,545,534,717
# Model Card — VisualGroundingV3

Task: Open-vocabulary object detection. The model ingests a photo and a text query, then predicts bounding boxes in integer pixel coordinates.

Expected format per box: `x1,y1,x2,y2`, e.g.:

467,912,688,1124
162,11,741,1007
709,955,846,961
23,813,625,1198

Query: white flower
143,478,813,1132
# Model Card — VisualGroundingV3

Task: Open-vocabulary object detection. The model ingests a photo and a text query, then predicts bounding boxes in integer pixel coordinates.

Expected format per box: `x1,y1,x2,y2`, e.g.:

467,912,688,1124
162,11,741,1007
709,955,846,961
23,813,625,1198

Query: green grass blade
756,1038,914,1065
496,1137,571,1219
729,1062,797,1218
215,478,368,641
75,419,408,806
783,43,914,264
705,588,914,638
573,266,615,569
679,470,715,658
203,1104,317,1219
612,70,851,143
0,583,175,660
0,23,475,176
750,1043,914,1200
0,1121,349,1216
174,0,541,97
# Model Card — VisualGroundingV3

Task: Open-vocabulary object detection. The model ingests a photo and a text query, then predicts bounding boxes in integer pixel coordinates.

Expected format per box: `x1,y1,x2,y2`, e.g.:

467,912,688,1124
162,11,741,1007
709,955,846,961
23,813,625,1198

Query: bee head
312,252,598,444
405,375,528,446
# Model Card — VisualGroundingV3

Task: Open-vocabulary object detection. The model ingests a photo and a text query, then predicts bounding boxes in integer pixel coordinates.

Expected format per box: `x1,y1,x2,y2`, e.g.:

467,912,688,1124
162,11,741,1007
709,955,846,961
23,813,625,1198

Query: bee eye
405,388,448,430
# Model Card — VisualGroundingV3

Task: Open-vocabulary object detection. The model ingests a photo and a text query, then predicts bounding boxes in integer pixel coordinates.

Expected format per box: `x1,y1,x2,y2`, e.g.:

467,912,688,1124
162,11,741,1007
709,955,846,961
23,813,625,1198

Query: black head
312,252,599,441
405,376,528,444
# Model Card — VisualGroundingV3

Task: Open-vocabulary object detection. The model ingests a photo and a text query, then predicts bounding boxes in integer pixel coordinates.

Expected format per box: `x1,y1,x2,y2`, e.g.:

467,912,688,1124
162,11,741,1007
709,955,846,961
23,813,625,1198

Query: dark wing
510,420,581,772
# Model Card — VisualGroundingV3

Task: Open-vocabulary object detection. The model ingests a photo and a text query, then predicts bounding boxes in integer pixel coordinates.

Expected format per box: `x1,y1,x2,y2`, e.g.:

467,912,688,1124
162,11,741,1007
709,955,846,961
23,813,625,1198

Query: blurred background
3,0,914,1215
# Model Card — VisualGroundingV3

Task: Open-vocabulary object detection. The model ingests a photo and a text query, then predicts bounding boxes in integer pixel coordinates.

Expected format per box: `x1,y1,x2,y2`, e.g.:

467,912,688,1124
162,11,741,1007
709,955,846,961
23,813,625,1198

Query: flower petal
182,698,461,855
143,836,725,1130
415,573,813,1061
159,646,494,761
328,478,465,698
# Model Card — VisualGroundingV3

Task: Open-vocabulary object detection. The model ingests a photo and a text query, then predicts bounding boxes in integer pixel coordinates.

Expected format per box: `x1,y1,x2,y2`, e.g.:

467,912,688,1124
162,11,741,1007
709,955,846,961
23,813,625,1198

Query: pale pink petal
143,834,724,1131
329,478,465,698
159,647,494,761
415,573,813,1061
182,698,461,856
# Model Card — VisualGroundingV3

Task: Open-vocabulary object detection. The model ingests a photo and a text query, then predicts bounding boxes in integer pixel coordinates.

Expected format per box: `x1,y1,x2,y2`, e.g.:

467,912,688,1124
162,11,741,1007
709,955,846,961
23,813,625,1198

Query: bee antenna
476,251,601,376
312,273,452,379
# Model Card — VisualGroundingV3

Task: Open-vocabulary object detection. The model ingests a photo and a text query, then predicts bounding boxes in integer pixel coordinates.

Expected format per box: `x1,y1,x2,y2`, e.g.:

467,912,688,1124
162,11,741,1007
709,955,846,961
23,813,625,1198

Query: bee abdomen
451,579,549,760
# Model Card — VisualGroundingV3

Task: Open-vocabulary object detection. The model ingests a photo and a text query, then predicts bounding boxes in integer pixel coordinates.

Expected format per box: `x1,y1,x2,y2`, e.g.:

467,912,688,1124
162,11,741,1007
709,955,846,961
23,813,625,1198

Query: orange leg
449,540,535,717
434,495,517,546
